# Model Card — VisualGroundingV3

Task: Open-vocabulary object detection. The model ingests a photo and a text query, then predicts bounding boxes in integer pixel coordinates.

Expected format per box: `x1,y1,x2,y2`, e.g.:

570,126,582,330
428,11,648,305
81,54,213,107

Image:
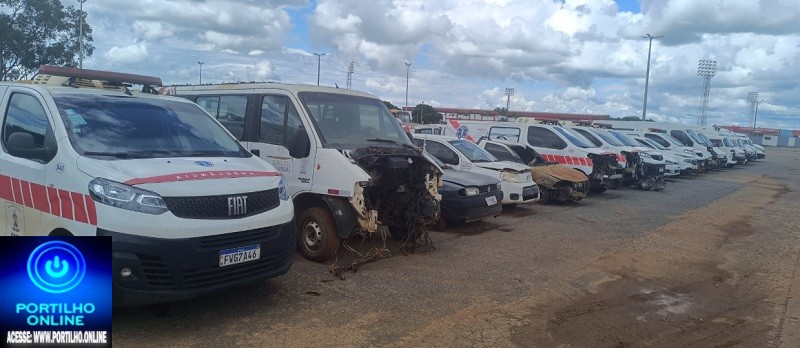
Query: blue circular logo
27,241,86,294
456,125,469,139
195,161,214,167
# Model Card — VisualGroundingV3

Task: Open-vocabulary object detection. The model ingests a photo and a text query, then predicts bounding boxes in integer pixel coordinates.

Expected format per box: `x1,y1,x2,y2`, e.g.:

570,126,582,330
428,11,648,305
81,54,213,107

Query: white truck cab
1,66,295,305
440,120,623,192
412,134,539,205
163,83,442,262
631,136,695,176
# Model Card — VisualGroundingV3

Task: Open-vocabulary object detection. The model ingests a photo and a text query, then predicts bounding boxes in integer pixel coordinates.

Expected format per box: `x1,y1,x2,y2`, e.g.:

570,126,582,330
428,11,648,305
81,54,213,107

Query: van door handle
251,149,260,156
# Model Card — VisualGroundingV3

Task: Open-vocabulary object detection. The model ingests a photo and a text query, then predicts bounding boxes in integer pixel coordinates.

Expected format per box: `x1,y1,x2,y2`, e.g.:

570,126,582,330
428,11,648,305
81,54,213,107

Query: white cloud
103,42,149,65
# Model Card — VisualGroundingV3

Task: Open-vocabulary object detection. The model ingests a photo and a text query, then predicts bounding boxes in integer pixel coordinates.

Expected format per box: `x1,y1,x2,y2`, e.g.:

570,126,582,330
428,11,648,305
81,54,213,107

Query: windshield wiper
82,151,144,159
366,138,415,150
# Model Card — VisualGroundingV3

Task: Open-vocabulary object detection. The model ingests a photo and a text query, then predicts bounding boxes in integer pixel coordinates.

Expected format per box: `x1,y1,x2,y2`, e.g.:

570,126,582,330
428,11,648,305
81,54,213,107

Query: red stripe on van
71,192,88,224
124,170,280,185
84,195,97,226
47,187,61,217
20,180,33,208
0,175,12,201
59,189,73,220
30,183,49,212
10,178,22,205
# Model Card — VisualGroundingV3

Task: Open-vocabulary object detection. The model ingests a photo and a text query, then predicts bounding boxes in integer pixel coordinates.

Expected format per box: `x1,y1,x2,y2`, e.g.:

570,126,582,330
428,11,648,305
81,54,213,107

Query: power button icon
27,241,86,294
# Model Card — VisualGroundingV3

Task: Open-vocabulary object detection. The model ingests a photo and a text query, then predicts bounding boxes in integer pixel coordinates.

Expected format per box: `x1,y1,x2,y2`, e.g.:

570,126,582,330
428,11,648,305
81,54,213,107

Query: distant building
402,107,610,123
715,125,790,147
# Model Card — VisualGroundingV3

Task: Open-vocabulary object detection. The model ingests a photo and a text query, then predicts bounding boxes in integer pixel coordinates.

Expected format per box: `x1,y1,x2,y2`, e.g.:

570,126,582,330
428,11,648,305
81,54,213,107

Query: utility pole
313,53,326,86
697,59,717,126
640,34,663,121
405,62,412,109
197,62,204,84
505,87,515,116
747,92,758,133
753,99,764,134
78,0,87,68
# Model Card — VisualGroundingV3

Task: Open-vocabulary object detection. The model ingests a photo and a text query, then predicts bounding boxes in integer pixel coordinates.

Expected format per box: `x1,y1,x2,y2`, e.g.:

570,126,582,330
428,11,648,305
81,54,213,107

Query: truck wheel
298,207,340,262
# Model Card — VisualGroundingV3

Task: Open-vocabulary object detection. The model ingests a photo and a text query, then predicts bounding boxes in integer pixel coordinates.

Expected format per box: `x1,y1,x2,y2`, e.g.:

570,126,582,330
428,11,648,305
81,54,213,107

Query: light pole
504,87,515,116
77,0,87,68
197,62,204,84
405,62,412,109
313,52,326,86
697,59,717,126
747,91,758,133
753,99,764,134
640,34,663,121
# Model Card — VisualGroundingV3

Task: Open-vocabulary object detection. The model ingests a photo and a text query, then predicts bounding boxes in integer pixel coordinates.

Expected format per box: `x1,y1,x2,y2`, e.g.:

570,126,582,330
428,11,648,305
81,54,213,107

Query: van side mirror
442,153,459,166
289,126,310,159
7,132,42,160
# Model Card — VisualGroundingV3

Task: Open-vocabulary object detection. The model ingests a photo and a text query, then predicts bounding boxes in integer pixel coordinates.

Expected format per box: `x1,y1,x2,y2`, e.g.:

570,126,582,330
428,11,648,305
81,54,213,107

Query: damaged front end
530,164,589,203
621,151,666,191
347,146,442,242
587,152,623,193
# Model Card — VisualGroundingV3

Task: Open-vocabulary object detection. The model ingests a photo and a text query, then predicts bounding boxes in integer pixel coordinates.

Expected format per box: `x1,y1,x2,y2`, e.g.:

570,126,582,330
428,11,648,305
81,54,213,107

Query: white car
412,134,540,205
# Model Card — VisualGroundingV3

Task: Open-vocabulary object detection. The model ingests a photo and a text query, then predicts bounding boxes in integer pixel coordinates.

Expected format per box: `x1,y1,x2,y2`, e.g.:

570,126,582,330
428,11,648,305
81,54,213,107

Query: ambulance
0,66,295,305
162,83,442,262
419,120,623,192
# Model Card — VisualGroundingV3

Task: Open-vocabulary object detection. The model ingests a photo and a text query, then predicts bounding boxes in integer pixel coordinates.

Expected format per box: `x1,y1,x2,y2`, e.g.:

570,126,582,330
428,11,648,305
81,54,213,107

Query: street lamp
197,62,204,84
640,34,663,121
505,87,515,116
77,0,87,68
753,99,765,134
405,62,412,109
313,52,326,86
697,59,717,126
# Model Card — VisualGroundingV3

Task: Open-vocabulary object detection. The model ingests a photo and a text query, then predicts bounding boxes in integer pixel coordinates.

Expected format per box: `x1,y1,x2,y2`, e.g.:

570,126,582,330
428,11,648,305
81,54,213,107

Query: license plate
219,244,260,267
658,168,664,172
485,196,497,206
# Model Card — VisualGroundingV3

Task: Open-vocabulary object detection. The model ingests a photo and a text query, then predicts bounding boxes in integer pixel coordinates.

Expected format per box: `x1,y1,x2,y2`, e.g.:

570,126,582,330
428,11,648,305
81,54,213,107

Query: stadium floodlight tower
747,91,758,131
697,59,717,125
505,87,515,115
346,61,354,90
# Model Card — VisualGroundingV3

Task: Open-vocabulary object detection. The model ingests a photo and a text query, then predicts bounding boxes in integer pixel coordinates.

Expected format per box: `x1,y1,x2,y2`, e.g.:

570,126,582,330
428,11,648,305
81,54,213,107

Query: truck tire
298,207,340,262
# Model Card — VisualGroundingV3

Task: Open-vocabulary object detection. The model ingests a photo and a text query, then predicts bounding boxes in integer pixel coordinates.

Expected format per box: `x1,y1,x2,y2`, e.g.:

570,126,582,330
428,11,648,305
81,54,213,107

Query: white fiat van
163,83,442,262
1,66,295,305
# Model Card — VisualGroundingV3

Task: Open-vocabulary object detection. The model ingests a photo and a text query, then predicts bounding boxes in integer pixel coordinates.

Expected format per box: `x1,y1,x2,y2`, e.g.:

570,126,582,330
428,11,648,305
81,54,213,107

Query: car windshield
686,130,709,146
299,92,411,149
697,132,715,146
591,129,625,146
53,94,247,159
608,130,640,147
710,138,723,147
554,127,594,148
509,144,540,164
644,138,668,150
449,139,497,163
661,133,687,147
723,138,734,147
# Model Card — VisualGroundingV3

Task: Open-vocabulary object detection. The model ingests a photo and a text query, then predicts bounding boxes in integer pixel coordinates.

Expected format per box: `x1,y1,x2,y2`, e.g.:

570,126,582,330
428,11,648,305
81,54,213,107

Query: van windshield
299,92,411,149
608,130,640,147
449,139,497,163
697,132,714,146
661,133,687,148
686,130,709,146
53,94,248,159
643,138,668,150
723,138,734,147
554,127,594,148
591,129,625,146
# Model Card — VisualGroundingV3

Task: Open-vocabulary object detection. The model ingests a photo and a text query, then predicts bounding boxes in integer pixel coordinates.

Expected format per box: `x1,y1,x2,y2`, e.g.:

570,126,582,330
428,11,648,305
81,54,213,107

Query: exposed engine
348,146,441,244
621,151,666,191
588,153,623,192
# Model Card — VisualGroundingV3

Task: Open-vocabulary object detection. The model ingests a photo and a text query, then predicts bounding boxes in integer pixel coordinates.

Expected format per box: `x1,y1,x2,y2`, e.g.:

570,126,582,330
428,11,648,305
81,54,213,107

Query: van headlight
640,152,651,158
88,178,168,215
666,160,678,165
276,176,289,200
460,187,480,196
683,149,695,155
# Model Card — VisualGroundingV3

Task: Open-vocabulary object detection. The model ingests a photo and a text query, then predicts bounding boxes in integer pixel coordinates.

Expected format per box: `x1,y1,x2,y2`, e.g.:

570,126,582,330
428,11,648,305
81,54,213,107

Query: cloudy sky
76,0,800,129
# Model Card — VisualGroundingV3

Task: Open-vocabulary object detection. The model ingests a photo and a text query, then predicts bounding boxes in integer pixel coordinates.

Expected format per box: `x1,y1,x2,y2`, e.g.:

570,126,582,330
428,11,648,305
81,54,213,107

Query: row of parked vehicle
0,66,764,306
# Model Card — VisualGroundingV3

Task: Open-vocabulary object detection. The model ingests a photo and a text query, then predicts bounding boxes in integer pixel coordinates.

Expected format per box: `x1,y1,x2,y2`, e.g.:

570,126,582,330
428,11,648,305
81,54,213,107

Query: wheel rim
303,220,323,252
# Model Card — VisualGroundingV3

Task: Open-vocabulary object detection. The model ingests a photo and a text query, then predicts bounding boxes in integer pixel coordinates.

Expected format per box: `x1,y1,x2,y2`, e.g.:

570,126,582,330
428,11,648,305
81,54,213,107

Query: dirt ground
113,147,800,347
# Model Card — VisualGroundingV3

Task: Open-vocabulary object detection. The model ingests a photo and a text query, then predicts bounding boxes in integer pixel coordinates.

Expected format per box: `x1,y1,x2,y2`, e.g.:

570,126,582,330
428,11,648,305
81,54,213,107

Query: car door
248,93,314,197
0,89,54,236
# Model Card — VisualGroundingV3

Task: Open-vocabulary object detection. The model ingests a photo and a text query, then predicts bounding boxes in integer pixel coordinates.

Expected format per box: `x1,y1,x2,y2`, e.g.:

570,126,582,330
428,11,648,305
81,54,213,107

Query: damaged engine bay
331,145,442,276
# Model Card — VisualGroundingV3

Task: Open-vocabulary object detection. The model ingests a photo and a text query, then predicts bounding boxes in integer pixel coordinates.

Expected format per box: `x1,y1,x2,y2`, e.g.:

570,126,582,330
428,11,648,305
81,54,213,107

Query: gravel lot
114,147,800,347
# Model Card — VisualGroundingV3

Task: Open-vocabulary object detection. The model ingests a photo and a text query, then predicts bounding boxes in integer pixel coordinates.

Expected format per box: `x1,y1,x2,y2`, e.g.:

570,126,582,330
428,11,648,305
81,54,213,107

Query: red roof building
715,125,781,135
404,107,610,122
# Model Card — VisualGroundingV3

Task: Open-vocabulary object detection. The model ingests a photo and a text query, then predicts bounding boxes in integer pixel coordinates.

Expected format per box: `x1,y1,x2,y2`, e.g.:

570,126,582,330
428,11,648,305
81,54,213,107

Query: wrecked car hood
531,164,589,183
442,168,499,187
474,161,530,172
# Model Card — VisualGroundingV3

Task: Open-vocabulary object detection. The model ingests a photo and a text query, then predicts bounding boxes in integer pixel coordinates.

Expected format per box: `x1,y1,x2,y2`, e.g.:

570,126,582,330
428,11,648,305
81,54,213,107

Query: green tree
382,100,400,111
413,103,441,124
0,0,94,81
494,106,507,115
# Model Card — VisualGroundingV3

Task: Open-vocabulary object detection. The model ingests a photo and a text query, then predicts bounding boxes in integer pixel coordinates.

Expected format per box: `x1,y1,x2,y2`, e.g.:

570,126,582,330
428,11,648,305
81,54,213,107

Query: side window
489,126,520,142
573,129,602,147
425,141,459,165
483,143,519,162
527,126,567,150
416,129,432,134
2,93,55,162
260,95,287,145
645,134,670,147
433,128,441,135
195,95,247,139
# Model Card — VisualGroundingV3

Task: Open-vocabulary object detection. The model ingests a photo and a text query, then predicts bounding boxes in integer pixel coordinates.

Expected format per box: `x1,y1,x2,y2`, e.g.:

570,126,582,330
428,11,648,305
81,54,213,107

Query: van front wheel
298,207,340,262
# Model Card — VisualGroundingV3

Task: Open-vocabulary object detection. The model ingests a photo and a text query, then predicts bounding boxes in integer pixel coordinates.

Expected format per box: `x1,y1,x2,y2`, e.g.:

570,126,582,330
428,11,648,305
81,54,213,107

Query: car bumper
441,190,503,222
103,219,296,306
500,182,540,204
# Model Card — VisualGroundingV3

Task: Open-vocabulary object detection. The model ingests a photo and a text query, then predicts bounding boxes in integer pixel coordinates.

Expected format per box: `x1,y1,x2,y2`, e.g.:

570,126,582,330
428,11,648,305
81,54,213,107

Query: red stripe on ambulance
84,196,97,226
47,187,61,217
125,170,280,185
0,175,13,201
71,192,88,224
58,189,73,220
0,176,97,226
30,183,49,213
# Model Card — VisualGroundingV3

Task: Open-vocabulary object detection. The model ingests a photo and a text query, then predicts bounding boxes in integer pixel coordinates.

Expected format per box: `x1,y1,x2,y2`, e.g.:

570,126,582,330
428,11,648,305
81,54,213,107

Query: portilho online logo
26,241,86,294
